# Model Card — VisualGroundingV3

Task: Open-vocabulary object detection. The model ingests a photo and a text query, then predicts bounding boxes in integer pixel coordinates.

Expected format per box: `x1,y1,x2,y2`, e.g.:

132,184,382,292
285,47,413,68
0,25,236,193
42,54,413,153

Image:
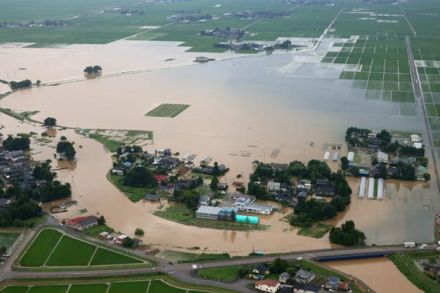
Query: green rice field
19,228,145,268
0,279,218,293
146,104,190,118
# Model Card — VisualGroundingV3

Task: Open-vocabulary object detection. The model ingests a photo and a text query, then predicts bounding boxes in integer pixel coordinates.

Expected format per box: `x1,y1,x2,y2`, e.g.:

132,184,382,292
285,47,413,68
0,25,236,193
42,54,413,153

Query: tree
98,215,106,225
43,117,57,128
340,156,349,171
9,79,32,90
122,237,135,248
123,167,157,188
322,204,337,219
210,176,219,191
34,181,72,202
135,228,144,236
270,258,288,274
423,173,431,182
33,160,56,181
56,141,76,160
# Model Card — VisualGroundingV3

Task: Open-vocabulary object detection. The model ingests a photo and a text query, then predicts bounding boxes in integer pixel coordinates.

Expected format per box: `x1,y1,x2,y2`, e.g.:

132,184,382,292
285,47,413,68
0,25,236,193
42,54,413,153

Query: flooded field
0,38,437,254
326,258,422,293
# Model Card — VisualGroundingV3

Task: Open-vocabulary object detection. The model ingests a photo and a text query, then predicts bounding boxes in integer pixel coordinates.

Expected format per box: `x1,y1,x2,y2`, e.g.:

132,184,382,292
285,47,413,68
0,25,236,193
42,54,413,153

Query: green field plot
108,282,149,293
0,287,29,293
0,279,219,293
198,266,241,282
46,236,96,266
20,229,62,267
90,248,142,266
28,285,68,293
20,228,146,268
146,104,190,118
68,284,108,293
149,280,185,293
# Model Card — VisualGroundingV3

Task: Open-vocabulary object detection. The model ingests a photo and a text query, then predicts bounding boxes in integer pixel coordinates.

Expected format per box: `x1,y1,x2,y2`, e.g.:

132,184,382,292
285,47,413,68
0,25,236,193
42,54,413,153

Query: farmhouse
267,180,281,192
66,216,98,231
315,179,336,197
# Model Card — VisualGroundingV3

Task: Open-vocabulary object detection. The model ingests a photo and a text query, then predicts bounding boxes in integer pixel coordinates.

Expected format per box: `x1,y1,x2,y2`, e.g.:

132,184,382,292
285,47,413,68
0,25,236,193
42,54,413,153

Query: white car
418,244,428,249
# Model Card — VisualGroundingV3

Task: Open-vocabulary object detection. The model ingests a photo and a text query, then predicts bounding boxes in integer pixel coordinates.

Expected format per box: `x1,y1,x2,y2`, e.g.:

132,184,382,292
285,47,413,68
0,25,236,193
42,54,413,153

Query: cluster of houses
418,254,440,282
0,19,71,29
64,215,143,247
224,10,293,20
252,264,352,293
0,147,46,193
112,147,229,199
200,27,246,41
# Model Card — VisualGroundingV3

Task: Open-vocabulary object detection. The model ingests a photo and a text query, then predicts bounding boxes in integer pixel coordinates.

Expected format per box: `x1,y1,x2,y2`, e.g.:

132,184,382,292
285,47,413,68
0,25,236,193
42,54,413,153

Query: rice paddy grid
20,229,142,268
0,280,214,293
327,36,416,103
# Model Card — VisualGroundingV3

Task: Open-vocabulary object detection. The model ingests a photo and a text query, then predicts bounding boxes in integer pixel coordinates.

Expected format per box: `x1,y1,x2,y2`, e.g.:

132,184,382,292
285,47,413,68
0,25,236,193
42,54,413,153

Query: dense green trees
329,220,366,246
123,166,157,188
43,117,57,127
173,189,200,210
0,193,42,227
9,79,32,90
33,180,72,203
2,135,30,151
32,160,56,181
56,141,76,160
270,258,288,274
210,176,219,191
340,156,349,170
84,65,102,74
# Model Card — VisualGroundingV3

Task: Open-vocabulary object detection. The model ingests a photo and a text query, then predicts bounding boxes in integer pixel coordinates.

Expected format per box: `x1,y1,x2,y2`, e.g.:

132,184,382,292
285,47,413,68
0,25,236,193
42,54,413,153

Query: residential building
279,272,290,283
145,194,160,202
294,269,315,285
199,194,213,206
324,277,340,291
377,151,389,163
255,280,280,293
315,179,336,197
293,284,321,293
267,180,281,192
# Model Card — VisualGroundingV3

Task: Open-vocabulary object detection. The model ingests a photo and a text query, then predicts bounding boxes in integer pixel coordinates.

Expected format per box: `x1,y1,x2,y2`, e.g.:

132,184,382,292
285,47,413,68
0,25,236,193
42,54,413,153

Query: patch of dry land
0,38,437,255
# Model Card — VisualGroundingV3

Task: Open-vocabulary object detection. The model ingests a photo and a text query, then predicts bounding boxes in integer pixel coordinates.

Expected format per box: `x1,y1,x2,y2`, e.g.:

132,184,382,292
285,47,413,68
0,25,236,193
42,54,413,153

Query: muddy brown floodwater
326,258,422,293
0,38,438,255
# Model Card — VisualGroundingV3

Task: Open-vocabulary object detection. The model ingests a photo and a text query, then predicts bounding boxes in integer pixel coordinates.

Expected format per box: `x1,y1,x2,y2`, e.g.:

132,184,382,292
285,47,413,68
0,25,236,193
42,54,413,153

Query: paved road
405,36,440,197
1,223,433,293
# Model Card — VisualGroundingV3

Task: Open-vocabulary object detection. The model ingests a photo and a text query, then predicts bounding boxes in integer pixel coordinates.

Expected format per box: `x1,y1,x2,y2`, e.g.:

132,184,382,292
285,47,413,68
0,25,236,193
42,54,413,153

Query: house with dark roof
145,194,160,202
315,178,336,197
294,269,315,285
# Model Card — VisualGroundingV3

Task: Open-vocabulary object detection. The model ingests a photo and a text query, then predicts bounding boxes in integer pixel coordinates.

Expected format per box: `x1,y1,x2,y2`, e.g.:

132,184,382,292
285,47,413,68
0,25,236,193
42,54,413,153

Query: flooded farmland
326,258,422,293
0,38,437,254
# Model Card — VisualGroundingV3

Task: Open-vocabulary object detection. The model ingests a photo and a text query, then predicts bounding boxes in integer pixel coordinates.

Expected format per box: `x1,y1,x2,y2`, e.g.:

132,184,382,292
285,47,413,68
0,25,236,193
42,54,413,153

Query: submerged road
405,36,440,197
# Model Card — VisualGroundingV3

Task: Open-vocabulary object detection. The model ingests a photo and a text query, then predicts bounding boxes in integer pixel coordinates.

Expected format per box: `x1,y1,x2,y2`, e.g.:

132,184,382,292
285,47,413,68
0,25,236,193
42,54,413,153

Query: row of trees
9,79,32,90
84,65,102,74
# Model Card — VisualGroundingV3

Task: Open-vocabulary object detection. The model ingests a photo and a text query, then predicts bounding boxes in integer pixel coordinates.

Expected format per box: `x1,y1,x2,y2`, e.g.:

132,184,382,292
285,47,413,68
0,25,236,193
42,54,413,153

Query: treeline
9,79,32,90
84,65,102,74
123,166,157,188
2,135,30,151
